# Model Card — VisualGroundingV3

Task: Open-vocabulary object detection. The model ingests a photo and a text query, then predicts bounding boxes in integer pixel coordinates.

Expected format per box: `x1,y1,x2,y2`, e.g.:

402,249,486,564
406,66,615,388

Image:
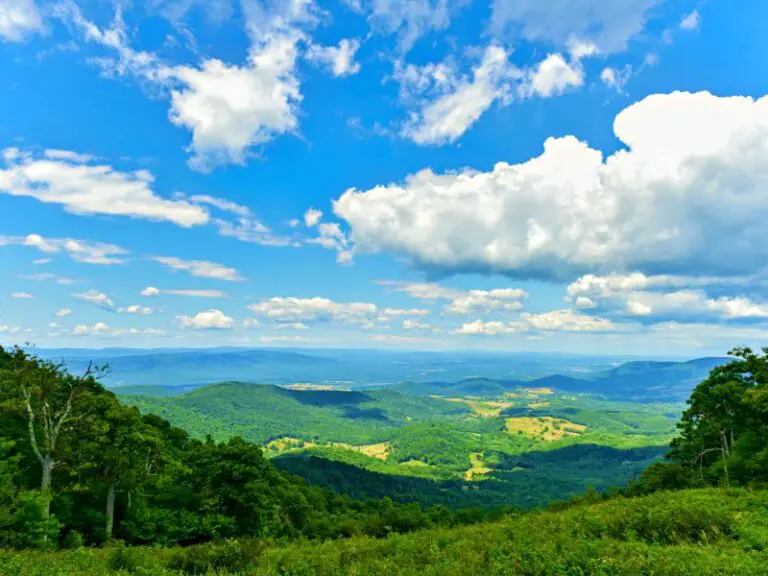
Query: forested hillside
1,344,767,576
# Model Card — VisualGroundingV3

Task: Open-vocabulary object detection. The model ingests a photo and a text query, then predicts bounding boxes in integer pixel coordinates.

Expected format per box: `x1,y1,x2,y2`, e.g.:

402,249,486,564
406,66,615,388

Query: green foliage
6,491,60,549
3,489,768,575
633,347,768,491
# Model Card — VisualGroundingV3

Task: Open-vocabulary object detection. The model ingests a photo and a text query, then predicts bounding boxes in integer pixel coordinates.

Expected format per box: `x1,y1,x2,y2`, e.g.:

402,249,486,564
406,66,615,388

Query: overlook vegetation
0,344,766,575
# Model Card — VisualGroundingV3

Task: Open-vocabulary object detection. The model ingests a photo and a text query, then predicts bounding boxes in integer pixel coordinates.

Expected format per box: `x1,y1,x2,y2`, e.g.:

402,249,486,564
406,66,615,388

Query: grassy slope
6,489,768,575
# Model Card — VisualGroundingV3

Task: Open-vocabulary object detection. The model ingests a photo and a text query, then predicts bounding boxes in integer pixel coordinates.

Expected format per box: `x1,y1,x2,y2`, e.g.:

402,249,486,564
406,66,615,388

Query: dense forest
0,344,767,575
0,346,503,550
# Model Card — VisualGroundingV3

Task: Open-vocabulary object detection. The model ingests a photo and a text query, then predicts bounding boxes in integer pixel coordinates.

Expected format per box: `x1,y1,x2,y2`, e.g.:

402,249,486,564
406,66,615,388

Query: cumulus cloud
73,290,115,310
0,234,128,265
520,42,597,99
306,38,361,76
453,309,618,335
521,309,617,332
57,0,317,171
566,272,768,321
0,150,208,227
0,0,43,42
11,292,33,299
400,45,520,145
452,319,525,335
141,286,161,297
490,0,661,53
56,308,72,317
177,309,235,329
446,288,527,314
335,91,768,281
248,296,378,325
153,256,243,281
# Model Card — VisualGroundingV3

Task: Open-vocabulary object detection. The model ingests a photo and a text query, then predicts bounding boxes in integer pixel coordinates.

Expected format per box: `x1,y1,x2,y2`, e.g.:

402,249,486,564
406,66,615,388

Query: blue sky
1,0,767,355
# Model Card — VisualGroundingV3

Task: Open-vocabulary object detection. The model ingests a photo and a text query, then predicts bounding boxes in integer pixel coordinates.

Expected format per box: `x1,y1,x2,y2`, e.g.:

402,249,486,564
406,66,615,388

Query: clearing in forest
264,437,391,461
464,452,493,481
504,416,586,441
439,397,513,417
528,401,551,409
332,441,391,461
265,437,318,452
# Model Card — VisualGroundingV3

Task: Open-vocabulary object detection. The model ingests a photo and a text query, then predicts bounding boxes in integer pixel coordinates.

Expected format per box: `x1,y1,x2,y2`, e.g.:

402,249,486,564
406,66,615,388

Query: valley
111,349,715,509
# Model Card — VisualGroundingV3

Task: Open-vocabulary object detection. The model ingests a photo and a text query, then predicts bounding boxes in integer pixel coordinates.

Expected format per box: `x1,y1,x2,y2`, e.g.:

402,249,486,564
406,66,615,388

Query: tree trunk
41,456,54,493
105,483,116,540
105,483,116,541
40,455,55,520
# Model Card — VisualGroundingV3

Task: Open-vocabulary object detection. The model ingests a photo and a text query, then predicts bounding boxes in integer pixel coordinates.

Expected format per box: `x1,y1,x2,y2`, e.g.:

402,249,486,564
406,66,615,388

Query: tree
667,347,768,486
80,398,164,541
0,346,105,519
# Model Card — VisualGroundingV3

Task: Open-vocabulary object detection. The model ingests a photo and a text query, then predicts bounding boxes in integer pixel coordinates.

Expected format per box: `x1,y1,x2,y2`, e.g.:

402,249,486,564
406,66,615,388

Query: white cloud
600,65,632,93
0,325,23,334
306,38,361,76
520,52,587,99
185,195,294,247
243,318,260,328
446,288,527,314
177,309,235,329
490,0,661,53
401,45,520,145
680,10,701,31
574,296,596,309
57,1,317,171
521,309,617,332
118,304,155,315
567,272,768,321
453,319,525,335
0,0,43,42
335,91,768,281
377,280,527,315
302,209,353,263
365,0,469,52
403,319,433,330
56,308,72,317
32,258,51,265
72,322,166,337
376,280,460,301
0,150,208,227
73,290,115,310
11,292,33,299
141,286,161,297
248,296,378,324
0,234,128,265
153,256,243,281
380,307,430,317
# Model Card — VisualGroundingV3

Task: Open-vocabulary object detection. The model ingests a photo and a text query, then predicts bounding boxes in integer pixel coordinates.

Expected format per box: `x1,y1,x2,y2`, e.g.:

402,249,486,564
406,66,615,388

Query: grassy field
4,489,767,575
